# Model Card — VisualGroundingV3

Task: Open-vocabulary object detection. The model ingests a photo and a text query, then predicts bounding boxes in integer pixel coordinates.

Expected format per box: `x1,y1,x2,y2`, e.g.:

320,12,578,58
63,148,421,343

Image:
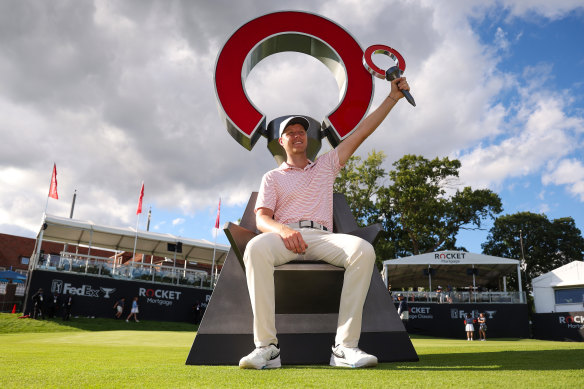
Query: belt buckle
298,220,327,231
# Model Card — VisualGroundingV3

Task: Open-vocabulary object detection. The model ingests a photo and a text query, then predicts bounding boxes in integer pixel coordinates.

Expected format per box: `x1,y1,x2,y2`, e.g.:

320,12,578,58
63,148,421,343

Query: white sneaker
239,344,281,369
330,345,377,368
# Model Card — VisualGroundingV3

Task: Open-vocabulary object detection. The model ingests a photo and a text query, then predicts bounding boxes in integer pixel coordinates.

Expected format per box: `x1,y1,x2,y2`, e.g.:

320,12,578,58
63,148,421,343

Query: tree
378,155,502,256
333,150,386,225
482,212,584,291
335,153,503,266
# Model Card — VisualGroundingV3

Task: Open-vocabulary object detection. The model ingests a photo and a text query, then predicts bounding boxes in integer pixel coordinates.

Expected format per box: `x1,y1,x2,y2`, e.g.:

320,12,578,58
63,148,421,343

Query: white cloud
498,0,584,20
172,218,185,226
457,79,584,189
494,27,510,51
0,0,582,239
543,159,584,201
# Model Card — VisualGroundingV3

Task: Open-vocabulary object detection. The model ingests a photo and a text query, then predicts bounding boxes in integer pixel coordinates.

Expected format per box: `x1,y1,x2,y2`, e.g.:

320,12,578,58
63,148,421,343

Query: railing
0,267,27,276
392,290,526,304
34,252,212,289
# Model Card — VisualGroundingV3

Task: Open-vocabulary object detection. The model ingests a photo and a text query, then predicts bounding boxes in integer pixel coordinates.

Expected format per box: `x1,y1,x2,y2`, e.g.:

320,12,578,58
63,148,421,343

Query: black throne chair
185,192,418,365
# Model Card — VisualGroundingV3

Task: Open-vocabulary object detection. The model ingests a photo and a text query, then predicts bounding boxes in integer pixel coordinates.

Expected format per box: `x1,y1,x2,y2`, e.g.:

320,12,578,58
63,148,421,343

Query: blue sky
0,1,583,258
457,8,584,252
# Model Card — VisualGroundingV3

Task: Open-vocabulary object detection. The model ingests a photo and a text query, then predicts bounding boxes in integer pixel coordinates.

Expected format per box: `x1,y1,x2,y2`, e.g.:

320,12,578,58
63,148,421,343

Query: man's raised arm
337,77,410,165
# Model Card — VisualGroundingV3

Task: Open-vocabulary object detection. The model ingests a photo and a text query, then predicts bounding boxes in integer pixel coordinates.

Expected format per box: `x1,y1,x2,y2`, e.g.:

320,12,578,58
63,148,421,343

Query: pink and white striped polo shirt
255,149,343,231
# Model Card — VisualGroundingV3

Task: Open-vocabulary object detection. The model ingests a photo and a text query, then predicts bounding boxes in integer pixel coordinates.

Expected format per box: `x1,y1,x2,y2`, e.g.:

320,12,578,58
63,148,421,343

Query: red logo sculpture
215,11,409,153
215,11,376,150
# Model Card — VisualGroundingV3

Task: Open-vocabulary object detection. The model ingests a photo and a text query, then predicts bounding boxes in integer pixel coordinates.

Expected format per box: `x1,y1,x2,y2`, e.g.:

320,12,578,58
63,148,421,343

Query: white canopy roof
532,261,584,288
383,250,520,288
38,214,229,266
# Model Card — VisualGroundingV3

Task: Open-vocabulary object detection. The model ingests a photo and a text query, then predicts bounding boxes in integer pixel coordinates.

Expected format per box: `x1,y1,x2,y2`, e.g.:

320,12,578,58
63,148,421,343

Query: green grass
1,313,583,388
0,312,196,333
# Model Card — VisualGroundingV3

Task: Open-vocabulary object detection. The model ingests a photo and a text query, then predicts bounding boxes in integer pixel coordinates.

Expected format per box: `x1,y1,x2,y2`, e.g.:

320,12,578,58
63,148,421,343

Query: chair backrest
332,193,359,233
241,192,363,233
239,192,260,232
224,192,382,269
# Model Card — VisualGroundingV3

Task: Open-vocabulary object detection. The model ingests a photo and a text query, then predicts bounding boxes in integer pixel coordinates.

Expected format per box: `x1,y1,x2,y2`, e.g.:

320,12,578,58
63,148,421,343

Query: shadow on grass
0,313,198,333
375,349,584,371
408,334,525,342
51,317,199,332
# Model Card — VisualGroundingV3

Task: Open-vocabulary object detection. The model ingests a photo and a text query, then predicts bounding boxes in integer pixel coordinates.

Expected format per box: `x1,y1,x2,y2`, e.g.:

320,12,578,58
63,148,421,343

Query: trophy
362,44,416,107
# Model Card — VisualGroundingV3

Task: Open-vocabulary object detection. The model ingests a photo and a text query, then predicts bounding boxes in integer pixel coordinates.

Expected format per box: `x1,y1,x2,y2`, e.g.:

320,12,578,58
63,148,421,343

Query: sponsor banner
533,312,584,342
24,270,211,323
395,302,529,338
434,252,466,264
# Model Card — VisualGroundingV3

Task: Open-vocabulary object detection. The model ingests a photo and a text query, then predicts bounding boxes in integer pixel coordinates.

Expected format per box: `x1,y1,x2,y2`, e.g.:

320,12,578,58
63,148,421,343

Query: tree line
334,151,584,291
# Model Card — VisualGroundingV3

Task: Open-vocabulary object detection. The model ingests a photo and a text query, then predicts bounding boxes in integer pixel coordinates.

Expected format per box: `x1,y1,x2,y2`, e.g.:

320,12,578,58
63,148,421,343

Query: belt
288,220,328,231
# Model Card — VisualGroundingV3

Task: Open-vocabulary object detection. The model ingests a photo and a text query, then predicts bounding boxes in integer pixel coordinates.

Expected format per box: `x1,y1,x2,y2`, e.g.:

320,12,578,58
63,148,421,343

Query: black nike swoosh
332,349,345,359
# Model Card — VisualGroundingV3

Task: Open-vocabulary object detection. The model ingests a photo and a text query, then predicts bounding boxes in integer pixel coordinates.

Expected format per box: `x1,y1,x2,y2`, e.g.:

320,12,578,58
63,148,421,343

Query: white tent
382,250,522,292
532,261,584,313
34,214,230,266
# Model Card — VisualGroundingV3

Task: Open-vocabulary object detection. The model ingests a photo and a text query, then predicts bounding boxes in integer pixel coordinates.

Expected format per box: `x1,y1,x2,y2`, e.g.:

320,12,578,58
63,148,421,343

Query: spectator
464,313,475,341
48,292,60,319
437,286,444,303
62,294,73,321
113,298,125,319
397,294,409,322
126,297,140,322
31,288,45,320
478,313,487,341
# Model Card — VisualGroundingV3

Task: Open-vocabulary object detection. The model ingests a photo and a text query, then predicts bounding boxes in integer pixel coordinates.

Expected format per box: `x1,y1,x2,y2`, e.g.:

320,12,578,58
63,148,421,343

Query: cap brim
279,116,309,137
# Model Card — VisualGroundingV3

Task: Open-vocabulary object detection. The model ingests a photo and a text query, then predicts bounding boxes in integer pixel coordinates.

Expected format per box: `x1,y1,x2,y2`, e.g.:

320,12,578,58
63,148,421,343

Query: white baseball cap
279,116,310,138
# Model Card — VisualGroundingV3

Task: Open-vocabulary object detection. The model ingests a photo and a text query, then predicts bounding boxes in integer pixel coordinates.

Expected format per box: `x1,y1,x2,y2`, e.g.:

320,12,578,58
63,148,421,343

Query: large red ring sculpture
214,11,375,150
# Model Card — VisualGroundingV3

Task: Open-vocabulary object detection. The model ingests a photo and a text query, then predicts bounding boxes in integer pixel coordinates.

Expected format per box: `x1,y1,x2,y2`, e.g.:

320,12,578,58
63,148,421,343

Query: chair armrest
223,222,258,269
346,223,382,245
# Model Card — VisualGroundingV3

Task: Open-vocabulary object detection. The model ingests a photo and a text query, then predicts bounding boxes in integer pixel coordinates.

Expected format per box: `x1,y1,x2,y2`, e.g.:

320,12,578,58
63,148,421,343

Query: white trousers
243,228,375,348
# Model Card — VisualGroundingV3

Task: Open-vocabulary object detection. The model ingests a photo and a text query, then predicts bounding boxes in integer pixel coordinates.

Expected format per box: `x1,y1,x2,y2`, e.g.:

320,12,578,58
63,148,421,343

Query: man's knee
243,233,281,267
356,239,376,266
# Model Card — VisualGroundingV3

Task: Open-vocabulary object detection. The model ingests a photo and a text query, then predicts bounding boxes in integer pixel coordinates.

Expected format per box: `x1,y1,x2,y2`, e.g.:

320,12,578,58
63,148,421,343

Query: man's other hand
279,225,308,254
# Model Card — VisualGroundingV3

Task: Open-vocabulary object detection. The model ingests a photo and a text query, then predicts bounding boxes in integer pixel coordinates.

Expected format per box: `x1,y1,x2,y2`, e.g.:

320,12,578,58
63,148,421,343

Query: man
32,288,45,320
397,294,409,322
113,297,125,319
62,293,73,321
48,292,60,319
239,77,410,369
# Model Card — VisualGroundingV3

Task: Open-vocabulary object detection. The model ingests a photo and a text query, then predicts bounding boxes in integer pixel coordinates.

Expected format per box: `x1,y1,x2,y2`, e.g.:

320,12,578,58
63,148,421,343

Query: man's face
279,123,307,155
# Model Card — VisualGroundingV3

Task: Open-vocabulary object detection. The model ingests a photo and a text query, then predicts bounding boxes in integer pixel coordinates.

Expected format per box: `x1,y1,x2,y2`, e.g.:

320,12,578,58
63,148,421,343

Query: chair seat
275,261,344,314
275,260,344,271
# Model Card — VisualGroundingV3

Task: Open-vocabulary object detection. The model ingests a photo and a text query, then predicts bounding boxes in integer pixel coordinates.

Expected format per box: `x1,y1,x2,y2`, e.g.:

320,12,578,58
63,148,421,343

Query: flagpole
210,197,221,288
43,195,50,216
211,230,217,287
132,182,145,275
131,213,140,273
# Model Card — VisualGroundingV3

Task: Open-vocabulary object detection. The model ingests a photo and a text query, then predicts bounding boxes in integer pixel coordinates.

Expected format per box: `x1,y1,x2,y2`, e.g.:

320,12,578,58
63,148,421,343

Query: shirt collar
278,159,314,171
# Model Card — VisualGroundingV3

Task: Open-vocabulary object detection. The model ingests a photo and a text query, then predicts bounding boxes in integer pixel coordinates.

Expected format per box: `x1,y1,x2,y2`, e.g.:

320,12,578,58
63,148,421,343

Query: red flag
136,182,144,215
214,198,221,229
48,164,58,199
